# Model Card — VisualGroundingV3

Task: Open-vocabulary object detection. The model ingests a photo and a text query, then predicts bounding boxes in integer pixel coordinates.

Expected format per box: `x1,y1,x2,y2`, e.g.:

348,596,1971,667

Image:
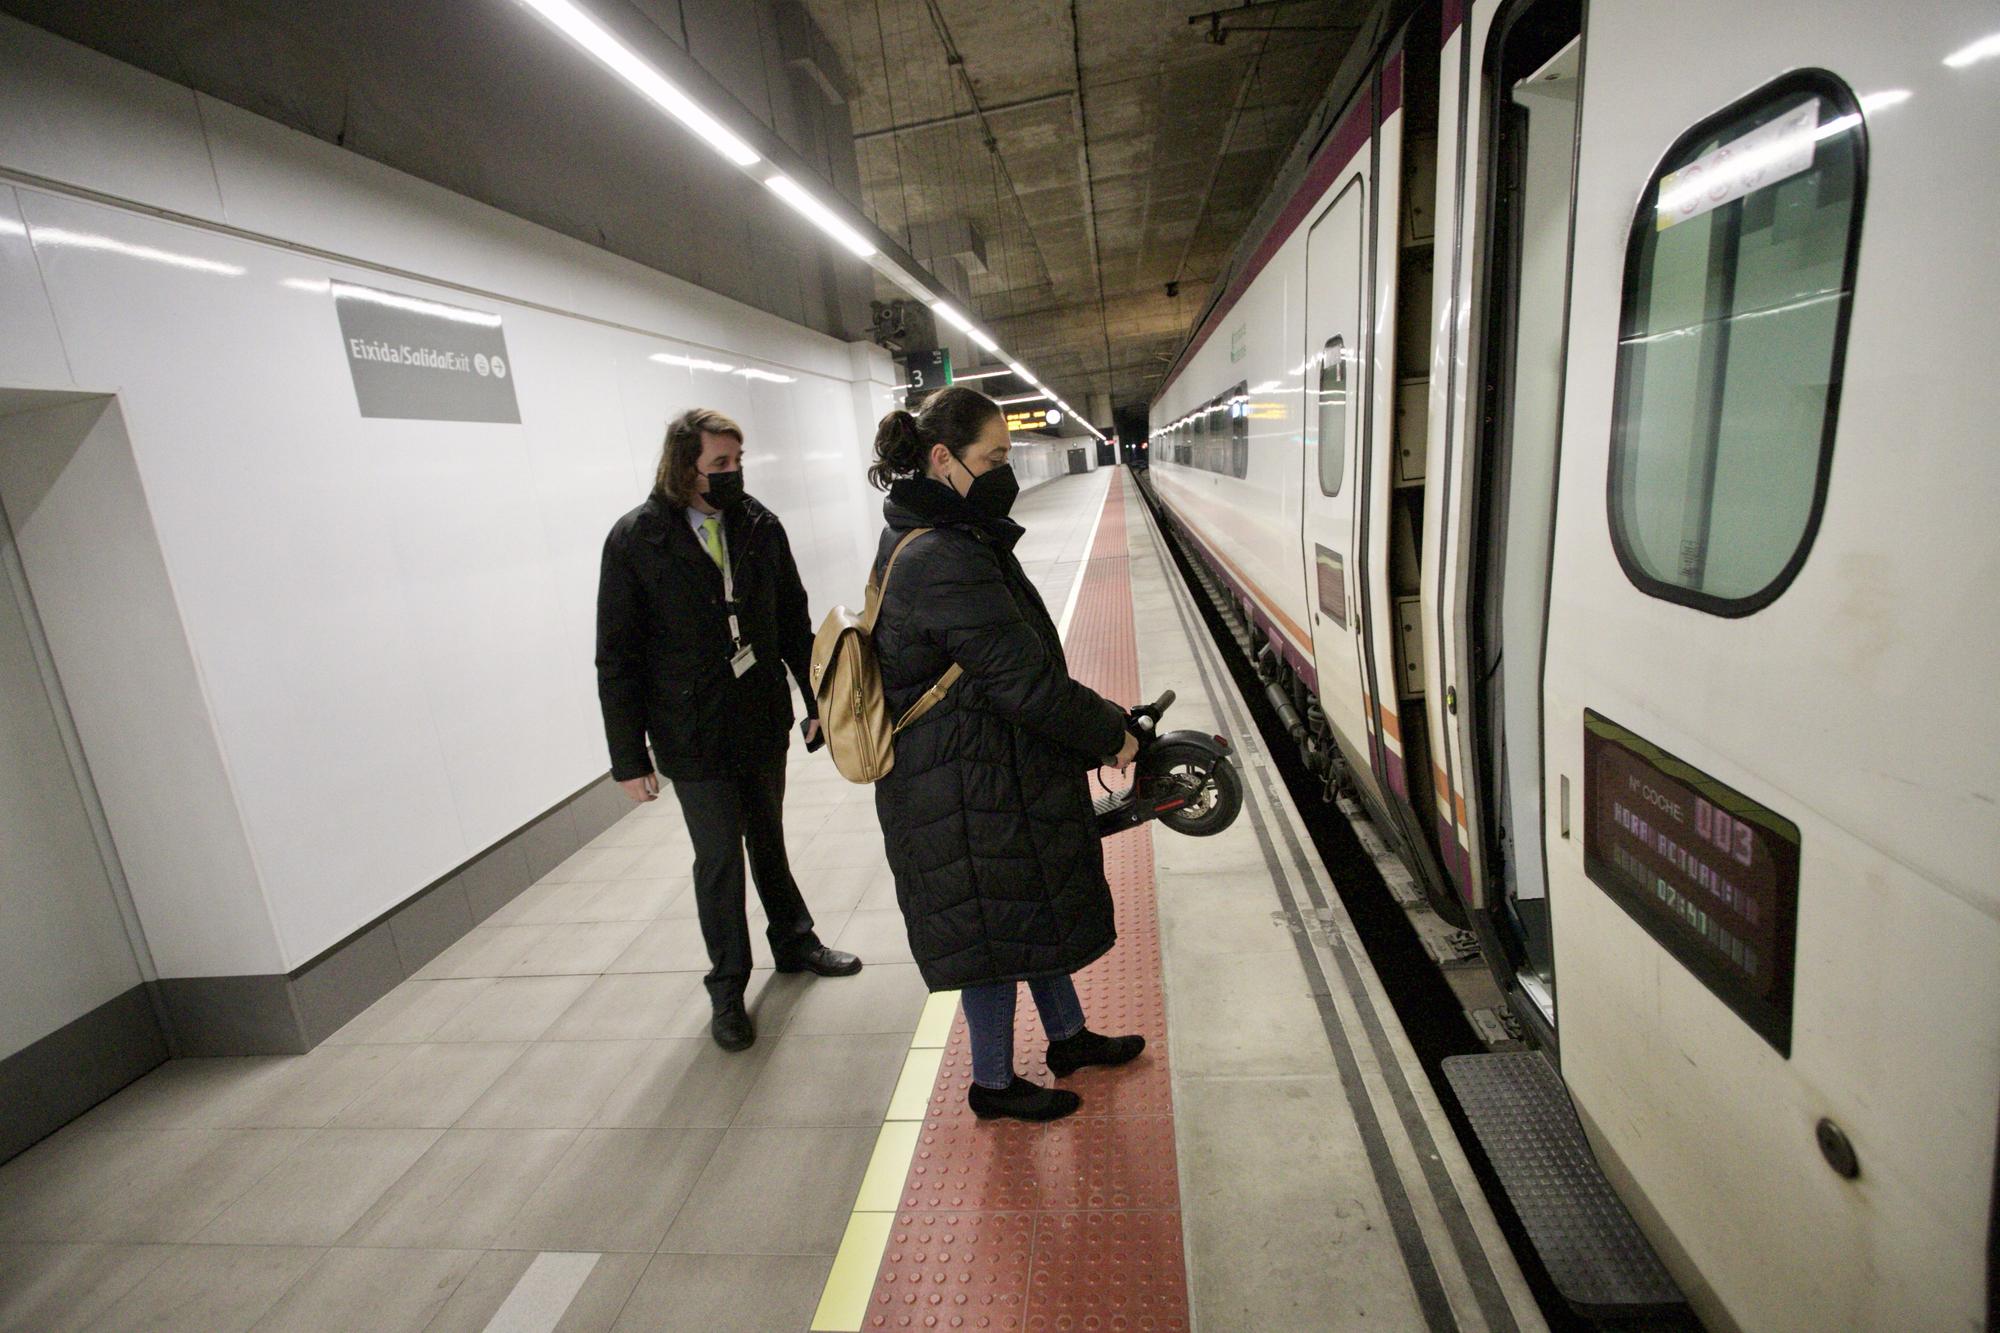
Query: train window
1609,72,1866,614
1317,337,1348,496
1229,381,1249,478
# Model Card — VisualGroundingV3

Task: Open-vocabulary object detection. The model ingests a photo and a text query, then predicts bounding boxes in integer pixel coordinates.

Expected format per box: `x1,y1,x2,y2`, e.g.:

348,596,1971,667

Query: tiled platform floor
0,471,1114,1333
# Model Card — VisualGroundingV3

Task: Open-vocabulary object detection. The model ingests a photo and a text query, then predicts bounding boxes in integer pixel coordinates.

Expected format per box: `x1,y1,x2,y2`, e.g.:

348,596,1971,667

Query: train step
1442,1051,1689,1320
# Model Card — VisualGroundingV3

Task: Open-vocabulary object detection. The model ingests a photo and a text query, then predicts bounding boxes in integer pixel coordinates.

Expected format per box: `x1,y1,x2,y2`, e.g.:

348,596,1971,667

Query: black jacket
870,477,1130,991
596,493,817,782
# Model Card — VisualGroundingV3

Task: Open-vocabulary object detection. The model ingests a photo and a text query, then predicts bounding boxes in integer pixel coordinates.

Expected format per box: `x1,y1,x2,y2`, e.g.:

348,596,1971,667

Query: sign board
1582,710,1801,1053
1005,407,1062,432
1656,98,1818,231
902,348,953,401
333,281,520,423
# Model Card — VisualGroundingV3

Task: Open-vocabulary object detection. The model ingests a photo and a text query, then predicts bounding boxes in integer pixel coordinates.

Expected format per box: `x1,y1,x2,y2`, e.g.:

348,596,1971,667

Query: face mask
702,469,745,510
959,461,1019,520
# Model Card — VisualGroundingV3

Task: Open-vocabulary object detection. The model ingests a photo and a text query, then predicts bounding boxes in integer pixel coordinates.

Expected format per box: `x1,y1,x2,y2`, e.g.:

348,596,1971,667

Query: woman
867,385,1144,1122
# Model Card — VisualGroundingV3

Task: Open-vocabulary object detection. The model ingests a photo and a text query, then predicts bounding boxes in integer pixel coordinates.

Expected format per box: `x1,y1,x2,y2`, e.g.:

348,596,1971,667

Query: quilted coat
870,476,1130,991
595,493,817,783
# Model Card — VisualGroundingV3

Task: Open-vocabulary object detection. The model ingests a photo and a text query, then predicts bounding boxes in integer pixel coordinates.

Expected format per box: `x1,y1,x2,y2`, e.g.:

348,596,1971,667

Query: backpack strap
868,527,962,732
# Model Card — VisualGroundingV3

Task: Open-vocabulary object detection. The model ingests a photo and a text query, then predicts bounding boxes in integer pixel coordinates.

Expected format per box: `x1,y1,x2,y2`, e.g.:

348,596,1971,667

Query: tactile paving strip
1442,1051,1686,1316
868,472,1192,1331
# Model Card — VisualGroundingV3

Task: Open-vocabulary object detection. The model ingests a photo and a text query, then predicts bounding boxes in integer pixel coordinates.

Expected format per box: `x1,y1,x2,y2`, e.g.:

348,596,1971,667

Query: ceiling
812,0,1364,414
2,0,1366,420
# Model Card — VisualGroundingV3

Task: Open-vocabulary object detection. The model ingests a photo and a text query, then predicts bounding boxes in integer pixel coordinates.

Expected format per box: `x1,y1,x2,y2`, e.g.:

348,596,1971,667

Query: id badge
729,643,757,678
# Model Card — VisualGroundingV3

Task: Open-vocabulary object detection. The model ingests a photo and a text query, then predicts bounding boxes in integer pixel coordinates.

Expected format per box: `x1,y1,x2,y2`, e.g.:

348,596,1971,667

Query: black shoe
1047,1028,1146,1078
711,1001,754,1051
967,1076,1081,1122
775,944,863,977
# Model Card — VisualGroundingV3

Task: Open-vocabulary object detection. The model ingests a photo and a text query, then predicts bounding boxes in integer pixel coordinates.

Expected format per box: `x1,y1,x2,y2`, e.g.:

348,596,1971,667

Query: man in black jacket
596,407,860,1051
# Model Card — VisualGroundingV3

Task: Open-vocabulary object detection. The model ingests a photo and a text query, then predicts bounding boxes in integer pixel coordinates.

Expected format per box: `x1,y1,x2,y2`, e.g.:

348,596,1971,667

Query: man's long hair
656,407,744,507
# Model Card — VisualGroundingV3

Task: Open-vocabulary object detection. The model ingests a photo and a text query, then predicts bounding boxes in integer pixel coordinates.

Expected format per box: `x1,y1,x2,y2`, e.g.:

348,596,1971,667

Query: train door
1300,176,1370,769
1465,0,1584,1028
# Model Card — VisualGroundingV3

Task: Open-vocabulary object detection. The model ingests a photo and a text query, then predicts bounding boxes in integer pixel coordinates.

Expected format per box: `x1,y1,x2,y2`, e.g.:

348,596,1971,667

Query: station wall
0,15,928,1071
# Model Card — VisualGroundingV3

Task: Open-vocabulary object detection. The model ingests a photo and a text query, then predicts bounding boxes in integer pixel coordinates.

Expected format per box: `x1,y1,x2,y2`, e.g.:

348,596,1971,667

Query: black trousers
671,760,819,1006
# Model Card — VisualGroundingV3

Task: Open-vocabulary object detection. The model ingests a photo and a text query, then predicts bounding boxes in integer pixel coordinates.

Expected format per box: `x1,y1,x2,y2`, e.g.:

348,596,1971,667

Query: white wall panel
0,24,904,970
0,189,73,389
0,16,224,224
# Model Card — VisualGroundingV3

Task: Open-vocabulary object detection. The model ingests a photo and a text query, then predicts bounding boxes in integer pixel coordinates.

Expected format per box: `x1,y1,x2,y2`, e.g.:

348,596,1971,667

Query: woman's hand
1110,730,1139,772
619,774,660,803
803,719,821,744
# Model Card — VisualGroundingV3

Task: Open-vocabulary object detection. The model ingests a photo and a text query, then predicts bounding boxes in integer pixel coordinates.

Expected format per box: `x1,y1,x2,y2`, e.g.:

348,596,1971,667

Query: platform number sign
903,348,952,404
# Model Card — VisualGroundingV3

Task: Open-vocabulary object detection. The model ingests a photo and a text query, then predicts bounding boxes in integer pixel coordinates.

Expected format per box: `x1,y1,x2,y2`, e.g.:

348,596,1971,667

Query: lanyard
714,518,743,649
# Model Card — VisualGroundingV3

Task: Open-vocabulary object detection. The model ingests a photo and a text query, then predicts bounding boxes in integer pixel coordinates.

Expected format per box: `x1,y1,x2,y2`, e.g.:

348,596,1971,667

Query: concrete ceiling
811,0,1364,414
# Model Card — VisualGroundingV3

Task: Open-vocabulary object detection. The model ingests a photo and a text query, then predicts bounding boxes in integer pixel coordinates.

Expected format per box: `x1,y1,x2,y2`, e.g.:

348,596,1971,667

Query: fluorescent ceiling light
765,175,876,257
1006,361,1031,378
651,351,735,373
35,226,245,276
514,0,760,167
331,280,500,325
952,368,1010,381
734,367,797,383
1945,31,2000,68
994,392,1051,406
968,328,998,352
930,301,973,333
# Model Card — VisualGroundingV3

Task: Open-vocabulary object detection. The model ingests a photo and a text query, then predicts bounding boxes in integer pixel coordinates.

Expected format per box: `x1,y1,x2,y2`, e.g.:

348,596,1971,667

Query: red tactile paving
869,472,1191,1332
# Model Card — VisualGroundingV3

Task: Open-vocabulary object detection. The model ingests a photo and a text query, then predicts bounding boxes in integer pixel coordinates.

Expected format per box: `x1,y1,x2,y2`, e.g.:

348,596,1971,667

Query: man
595,407,861,1050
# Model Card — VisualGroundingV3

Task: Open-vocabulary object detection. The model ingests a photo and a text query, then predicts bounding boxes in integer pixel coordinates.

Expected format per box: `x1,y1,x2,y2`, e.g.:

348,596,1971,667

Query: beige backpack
808,528,962,783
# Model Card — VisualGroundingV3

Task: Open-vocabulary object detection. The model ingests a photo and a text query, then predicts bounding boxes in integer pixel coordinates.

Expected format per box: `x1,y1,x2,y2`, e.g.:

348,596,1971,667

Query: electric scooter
1093,690,1243,838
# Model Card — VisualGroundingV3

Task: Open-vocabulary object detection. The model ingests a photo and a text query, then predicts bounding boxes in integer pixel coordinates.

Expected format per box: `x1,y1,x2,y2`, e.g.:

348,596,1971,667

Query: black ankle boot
1046,1028,1145,1077
967,1076,1081,1122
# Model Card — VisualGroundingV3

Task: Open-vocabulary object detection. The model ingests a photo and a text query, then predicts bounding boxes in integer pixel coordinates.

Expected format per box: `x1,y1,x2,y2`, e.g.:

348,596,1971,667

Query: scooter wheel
1153,748,1243,838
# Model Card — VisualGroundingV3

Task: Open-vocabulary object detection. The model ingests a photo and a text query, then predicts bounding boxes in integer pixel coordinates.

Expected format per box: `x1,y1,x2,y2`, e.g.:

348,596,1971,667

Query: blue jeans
961,975,1087,1089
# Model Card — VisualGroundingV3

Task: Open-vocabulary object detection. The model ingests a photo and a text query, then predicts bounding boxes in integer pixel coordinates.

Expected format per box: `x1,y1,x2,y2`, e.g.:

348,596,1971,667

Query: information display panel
1582,711,1801,1054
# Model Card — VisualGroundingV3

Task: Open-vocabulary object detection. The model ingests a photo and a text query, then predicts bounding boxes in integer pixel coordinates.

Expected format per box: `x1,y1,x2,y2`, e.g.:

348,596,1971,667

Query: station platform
0,469,1544,1332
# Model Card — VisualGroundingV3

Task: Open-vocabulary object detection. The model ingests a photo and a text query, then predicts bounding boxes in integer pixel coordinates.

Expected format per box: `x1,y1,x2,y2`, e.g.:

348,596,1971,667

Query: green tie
700,516,725,571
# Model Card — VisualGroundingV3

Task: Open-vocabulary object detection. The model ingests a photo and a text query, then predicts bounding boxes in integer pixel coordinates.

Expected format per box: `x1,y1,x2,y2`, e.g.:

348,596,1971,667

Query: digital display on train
1582,711,1800,1054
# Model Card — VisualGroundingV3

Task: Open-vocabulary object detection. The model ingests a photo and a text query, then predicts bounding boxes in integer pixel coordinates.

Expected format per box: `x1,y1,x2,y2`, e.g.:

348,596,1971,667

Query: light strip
330,279,501,326
993,392,1052,406
929,301,973,333
513,0,760,166
951,368,1011,381
968,328,998,352
766,175,876,257
651,351,735,373
1944,31,2000,68
33,226,245,277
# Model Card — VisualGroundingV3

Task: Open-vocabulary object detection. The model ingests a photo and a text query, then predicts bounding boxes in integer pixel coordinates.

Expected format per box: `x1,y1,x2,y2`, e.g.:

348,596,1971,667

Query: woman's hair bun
869,408,927,491
866,388,1002,492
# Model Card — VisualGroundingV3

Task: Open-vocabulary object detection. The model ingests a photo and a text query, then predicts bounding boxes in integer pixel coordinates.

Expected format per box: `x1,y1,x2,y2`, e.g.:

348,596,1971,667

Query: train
1142,0,1999,1328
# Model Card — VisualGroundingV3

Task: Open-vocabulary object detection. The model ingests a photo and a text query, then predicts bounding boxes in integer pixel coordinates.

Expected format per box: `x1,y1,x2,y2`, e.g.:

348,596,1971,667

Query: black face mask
702,469,745,510
959,461,1019,520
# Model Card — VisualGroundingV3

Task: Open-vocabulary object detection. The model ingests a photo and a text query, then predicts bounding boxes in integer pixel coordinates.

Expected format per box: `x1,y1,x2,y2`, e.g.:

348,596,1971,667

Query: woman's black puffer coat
870,476,1130,992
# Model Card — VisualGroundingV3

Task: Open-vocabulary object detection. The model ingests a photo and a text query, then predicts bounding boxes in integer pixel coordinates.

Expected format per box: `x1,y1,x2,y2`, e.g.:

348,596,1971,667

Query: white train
1144,1,1999,1328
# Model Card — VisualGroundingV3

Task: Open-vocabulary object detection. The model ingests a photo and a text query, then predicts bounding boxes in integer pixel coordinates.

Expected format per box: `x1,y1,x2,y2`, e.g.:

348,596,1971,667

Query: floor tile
1157,870,1299,957
542,971,707,1040
604,917,714,973
612,1252,832,1333
732,1032,908,1128
1026,1211,1188,1332
591,1038,772,1129
413,924,550,980
660,1125,875,1256
428,975,595,1043
71,1129,312,1243
211,1044,417,1128
782,962,929,1036
504,920,648,976
623,842,697,880
249,1245,481,1332
542,841,650,885
1166,950,1338,1078
834,908,916,965
63,1057,287,1132
580,876,689,921
805,831,891,869
871,1211,1035,1331
654,969,810,1043
485,881,605,927
322,979,492,1045
455,1040,651,1128
0,1242,174,1332
327,1042,526,1128
89,1243,323,1333
795,862,887,916
423,1250,650,1333
499,1127,723,1253
340,1127,574,1248
193,1127,443,1245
